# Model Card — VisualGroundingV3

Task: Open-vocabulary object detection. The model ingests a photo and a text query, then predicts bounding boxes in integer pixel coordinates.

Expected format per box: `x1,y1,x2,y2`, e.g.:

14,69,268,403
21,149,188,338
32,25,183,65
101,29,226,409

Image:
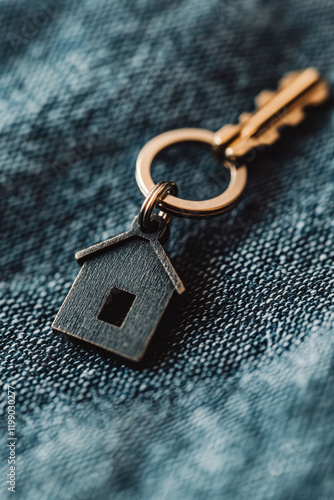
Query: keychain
53,68,329,361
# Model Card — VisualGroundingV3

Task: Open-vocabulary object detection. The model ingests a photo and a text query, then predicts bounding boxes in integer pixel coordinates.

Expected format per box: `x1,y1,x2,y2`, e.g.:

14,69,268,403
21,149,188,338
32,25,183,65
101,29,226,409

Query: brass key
214,68,329,160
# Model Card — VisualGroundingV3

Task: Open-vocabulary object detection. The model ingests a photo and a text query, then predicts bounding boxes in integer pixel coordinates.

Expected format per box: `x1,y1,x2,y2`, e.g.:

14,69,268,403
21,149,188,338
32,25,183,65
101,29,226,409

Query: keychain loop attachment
136,128,247,218
139,180,178,232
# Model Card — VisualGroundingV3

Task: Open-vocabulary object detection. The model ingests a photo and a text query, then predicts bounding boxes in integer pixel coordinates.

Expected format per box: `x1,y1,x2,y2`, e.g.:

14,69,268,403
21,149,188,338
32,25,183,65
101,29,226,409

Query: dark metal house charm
52,217,185,361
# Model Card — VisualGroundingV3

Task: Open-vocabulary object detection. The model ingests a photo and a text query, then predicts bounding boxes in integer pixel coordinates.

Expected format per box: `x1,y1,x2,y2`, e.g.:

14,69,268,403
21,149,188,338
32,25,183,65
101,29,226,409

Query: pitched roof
75,217,185,294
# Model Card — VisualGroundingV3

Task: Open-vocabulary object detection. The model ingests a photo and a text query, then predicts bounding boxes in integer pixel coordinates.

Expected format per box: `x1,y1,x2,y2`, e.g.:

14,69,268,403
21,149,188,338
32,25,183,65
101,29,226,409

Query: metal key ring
139,180,177,232
135,128,247,218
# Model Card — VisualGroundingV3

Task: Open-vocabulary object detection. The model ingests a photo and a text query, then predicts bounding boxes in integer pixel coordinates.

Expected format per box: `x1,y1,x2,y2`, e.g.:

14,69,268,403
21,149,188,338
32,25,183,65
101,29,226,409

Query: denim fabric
0,1,333,499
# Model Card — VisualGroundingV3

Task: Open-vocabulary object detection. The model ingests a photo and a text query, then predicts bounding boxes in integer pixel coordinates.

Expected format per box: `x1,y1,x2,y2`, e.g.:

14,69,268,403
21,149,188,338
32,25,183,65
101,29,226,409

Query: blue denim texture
0,1,333,499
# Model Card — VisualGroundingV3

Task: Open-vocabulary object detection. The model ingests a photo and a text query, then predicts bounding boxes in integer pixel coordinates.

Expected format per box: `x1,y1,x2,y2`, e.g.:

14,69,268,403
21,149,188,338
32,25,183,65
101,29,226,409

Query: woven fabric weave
0,1,333,499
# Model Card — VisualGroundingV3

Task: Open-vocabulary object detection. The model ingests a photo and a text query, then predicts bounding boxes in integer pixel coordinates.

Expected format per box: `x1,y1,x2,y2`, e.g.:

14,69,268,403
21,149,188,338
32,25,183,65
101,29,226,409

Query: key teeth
308,80,330,104
239,112,252,124
282,108,306,126
255,90,276,108
261,128,280,145
278,70,302,90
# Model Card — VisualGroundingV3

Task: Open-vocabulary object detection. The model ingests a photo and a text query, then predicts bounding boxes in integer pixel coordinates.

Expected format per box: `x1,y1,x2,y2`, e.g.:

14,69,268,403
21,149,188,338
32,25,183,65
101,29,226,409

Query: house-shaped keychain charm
52,216,184,361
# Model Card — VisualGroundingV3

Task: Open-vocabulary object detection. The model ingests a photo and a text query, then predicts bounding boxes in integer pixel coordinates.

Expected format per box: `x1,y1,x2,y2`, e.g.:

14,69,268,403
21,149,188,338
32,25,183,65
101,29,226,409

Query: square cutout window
98,287,136,327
